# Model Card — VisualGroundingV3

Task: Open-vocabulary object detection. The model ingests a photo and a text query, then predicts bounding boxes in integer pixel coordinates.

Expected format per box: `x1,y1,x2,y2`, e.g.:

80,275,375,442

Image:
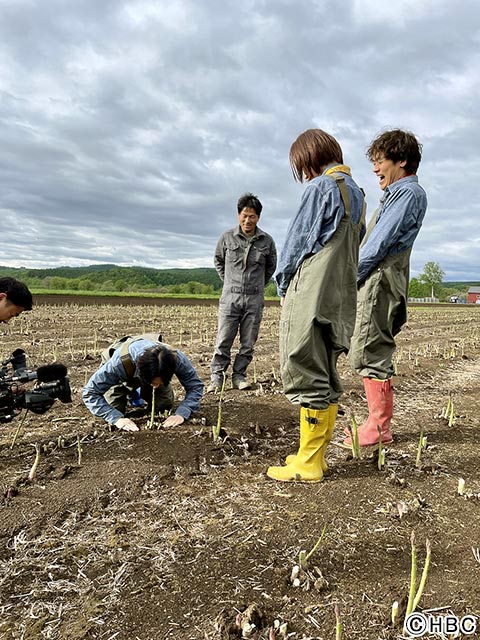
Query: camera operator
0,277,32,323
0,280,72,423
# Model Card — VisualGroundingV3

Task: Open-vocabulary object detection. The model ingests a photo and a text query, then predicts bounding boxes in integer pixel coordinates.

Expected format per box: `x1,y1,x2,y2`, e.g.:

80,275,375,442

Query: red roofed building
467,286,480,304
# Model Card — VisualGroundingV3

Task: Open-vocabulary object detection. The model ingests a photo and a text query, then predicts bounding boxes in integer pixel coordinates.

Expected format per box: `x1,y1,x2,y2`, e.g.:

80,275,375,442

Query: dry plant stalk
10,411,28,449
77,434,83,466
212,372,226,441
348,414,360,458
377,426,385,470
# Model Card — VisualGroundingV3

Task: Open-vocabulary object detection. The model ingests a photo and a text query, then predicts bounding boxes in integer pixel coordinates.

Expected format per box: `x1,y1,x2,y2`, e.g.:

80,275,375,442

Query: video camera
0,348,72,423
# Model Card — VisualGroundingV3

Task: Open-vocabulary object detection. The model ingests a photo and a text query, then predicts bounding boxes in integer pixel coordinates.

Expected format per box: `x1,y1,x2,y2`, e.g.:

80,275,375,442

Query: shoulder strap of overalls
325,171,366,227
362,202,381,244
119,338,141,379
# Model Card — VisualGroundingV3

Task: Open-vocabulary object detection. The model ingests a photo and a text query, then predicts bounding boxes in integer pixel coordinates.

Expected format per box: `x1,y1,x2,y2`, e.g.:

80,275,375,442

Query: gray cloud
0,0,479,278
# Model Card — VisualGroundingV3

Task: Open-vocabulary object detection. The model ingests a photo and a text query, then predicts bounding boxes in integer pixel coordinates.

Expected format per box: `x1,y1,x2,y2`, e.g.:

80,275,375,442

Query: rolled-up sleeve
173,351,204,420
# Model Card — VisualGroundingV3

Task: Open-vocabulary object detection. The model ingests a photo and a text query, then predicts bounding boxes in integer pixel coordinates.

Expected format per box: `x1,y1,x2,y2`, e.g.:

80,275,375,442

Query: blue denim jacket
82,339,204,424
358,175,427,284
274,167,366,297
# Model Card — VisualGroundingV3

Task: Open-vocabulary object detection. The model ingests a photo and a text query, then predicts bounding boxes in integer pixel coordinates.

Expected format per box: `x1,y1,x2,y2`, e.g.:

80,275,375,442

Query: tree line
0,261,475,300
409,261,479,302
0,264,279,297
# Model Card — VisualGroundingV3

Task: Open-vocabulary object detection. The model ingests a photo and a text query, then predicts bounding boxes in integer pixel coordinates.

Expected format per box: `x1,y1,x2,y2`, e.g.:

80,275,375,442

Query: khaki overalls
280,173,365,409
349,208,412,379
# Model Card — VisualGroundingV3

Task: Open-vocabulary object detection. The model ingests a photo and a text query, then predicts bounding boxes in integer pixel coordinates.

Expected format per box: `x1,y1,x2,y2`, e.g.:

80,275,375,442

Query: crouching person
83,334,204,431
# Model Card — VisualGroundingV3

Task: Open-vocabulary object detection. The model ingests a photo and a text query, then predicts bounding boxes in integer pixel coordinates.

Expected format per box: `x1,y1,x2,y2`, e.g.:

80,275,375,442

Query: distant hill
1,264,476,299
0,264,223,294
442,281,480,289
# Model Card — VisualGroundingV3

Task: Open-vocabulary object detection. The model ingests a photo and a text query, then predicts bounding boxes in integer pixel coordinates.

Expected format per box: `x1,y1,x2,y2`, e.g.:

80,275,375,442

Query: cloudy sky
1,0,479,280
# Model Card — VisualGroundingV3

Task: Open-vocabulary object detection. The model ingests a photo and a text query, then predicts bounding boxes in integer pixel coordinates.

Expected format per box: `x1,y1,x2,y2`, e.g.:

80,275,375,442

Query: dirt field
1,301,479,640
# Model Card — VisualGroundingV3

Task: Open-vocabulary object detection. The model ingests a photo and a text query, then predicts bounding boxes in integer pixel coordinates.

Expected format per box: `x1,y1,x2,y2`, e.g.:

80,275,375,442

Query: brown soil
1,302,479,639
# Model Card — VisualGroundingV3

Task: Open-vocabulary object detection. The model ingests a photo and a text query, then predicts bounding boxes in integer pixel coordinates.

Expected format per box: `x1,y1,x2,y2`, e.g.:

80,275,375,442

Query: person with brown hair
267,129,366,483
345,129,427,448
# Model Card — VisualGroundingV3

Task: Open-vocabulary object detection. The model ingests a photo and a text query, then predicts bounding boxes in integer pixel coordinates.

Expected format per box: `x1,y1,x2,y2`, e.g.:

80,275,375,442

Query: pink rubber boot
344,378,393,447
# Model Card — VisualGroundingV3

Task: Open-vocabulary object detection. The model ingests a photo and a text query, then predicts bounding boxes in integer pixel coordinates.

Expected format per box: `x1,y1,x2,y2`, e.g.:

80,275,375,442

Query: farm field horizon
1,301,479,639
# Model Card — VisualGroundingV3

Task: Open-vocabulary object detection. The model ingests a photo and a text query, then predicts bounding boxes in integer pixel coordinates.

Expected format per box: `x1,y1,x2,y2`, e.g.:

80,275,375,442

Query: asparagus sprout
27,443,42,481
415,428,425,468
335,604,343,640
406,532,432,618
411,539,431,612
391,600,399,627
299,524,327,569
406,531,417,616
448,399,455,427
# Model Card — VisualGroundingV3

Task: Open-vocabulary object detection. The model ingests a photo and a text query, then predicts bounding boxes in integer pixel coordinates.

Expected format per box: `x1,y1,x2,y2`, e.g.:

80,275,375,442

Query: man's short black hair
237,192,262,216
367,129,423,174
137,345,176,386
0,277,33,310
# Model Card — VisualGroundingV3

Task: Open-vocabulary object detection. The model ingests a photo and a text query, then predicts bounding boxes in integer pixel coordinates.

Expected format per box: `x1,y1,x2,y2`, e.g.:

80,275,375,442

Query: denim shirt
82,339,204,424
214,226,277,294
358,175,427,284
274,168,366,297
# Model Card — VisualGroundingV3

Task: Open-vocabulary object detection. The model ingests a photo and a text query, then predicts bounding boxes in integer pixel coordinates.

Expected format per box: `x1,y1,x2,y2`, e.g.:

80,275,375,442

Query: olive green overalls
280,173,366,409
349,210,412,380
101,334,175,414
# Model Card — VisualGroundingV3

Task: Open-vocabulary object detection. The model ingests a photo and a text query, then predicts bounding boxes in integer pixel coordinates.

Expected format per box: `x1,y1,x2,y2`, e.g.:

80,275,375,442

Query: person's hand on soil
115,417,139,432
162,414,184,428
280,296,285,307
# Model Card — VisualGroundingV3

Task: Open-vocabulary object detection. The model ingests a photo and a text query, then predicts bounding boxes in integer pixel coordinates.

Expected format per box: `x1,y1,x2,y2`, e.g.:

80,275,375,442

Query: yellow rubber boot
267,407,330,482
322,404,338,470
285,404,338,472
284,405,311,466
